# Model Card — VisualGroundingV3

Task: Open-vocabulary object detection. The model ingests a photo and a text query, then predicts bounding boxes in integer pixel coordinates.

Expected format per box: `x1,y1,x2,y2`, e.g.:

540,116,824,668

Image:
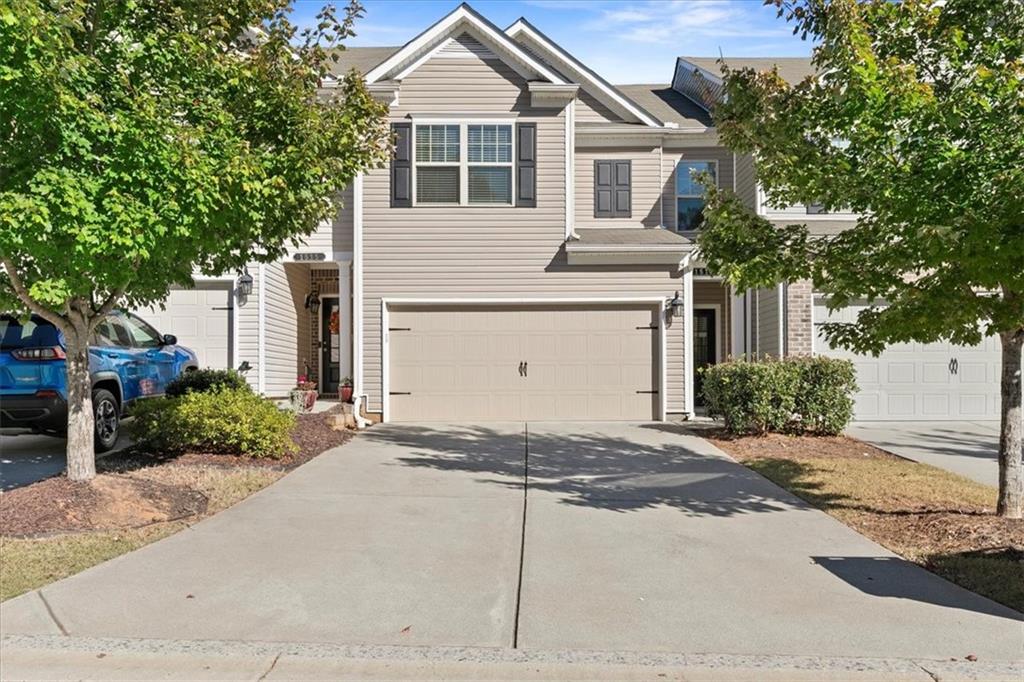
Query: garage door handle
518,361,524,376
523,361,527,377
949,358,958,375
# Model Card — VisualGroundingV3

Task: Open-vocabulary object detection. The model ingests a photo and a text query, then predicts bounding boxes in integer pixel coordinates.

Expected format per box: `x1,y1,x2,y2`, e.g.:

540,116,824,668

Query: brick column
785,280,814,356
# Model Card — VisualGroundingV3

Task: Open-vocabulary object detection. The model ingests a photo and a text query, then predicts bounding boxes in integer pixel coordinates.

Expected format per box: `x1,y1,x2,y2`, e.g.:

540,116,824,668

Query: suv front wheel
93,388,120,452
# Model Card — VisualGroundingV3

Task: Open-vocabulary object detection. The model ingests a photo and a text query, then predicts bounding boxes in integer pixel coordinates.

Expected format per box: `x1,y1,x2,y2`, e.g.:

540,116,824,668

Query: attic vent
436,34,498,60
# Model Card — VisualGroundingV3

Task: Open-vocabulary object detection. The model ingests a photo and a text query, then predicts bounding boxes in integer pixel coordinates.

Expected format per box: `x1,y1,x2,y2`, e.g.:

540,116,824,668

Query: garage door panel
133,283,232,370
815,300,999,420
389,305,658,422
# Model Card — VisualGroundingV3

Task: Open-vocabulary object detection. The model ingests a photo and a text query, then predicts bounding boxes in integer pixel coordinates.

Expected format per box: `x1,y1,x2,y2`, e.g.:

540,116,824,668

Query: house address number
293,252,327,262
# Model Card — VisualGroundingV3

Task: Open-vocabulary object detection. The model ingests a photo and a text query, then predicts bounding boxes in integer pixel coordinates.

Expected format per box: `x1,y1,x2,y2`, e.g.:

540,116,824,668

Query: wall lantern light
305,290,321,315
669,291,685,318
236,269,254,298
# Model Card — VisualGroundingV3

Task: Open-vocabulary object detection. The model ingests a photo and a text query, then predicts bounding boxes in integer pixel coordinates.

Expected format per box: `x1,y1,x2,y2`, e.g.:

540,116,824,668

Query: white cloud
582,0,783,47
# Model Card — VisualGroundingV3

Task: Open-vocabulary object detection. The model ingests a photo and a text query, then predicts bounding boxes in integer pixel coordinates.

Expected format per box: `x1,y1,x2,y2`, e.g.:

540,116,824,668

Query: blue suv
0,311,198,451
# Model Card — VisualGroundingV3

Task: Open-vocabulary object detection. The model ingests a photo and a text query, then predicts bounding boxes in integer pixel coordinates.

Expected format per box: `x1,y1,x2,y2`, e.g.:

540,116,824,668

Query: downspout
257,263,266,395
351,173,369,429
565,98,578,240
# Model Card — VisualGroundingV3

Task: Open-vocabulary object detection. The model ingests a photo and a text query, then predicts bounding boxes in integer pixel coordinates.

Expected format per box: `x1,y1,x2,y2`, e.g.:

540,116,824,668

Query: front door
321,298,341,394
693,308,717,407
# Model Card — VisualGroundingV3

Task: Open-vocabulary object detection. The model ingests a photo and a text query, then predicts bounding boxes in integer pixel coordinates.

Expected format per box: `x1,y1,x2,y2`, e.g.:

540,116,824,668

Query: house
141,3,1001,422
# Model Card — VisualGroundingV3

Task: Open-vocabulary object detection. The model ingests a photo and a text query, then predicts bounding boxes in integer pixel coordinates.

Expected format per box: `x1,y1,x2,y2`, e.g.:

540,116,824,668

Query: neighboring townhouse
145,3,1001,422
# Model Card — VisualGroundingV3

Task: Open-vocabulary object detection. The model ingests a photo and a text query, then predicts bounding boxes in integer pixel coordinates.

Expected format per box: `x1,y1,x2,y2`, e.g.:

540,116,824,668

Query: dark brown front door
321,298,341,394
693,308,717,407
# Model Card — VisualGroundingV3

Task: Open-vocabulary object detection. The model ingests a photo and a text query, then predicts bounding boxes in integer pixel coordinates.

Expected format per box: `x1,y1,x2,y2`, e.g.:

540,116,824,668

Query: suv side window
93,317,132,347
120,313,163,349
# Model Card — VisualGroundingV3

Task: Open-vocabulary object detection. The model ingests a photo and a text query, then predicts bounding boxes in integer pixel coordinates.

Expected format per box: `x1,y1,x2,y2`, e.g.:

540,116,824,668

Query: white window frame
412,120,516,207
674,159,718,232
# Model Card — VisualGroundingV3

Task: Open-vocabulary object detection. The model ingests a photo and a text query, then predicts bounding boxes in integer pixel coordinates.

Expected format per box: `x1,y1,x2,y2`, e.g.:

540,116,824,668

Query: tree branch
88,287,127,331
0,257,68,328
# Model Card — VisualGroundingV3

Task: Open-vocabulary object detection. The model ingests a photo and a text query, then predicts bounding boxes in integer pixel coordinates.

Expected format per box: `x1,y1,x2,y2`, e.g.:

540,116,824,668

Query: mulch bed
0,475,207,537
0,407,353,538
708,430,897,461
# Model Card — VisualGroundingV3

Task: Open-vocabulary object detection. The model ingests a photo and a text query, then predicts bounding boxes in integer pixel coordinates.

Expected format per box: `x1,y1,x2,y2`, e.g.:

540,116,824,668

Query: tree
0,0,390,481
696,0,1024,517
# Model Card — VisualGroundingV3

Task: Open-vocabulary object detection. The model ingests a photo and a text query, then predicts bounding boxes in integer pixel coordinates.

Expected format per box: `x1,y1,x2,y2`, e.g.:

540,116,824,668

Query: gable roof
505,18,663,128
682,56,815,86
614,84,712,129
364,3,567,85
327,46,400,77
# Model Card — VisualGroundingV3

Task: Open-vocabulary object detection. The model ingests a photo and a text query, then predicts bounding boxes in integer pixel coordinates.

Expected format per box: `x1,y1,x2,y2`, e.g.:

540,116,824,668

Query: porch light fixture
304,290,321,315
236,269,254,297
669,291,685,318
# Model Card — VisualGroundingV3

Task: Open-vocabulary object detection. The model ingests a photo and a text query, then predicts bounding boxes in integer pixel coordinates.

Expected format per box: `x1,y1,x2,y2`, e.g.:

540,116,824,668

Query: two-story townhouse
142,3,1001,423
675,55,1003,421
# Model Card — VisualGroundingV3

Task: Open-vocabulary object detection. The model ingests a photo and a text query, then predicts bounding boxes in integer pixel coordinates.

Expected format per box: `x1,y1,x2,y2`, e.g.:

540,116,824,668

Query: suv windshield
0,315,61,350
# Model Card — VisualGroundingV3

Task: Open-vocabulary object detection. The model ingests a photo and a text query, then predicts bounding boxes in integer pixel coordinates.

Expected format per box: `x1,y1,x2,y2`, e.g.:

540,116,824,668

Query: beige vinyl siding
236,262,261,392
755,286,781,357
362,53,686,415
662,146,735,231
261,262,308,397
294,185,354,254
575,90,624,123
510,32,624,125
575,146,662,228
734,153,758,211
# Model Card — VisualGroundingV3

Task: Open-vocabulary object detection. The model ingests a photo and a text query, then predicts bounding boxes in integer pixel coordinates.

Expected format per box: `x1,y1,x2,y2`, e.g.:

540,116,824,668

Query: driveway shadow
813,556,1023,622
368,423,803,517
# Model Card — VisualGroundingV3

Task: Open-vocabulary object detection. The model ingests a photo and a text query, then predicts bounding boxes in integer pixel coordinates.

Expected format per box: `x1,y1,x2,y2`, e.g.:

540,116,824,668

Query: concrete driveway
2,423,1020,669
1,432,131,492
848,421,1001,487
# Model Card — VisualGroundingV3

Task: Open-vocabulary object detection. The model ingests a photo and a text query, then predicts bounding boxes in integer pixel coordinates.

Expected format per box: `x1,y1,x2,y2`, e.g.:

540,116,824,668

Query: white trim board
365,5,567,86
693,303,724,367
505,18,663,128
379,296,668,423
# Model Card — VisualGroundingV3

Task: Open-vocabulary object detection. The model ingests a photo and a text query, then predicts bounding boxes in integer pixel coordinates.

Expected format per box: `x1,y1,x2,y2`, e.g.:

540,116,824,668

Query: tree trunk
997,329,1023,518
64,329,96,482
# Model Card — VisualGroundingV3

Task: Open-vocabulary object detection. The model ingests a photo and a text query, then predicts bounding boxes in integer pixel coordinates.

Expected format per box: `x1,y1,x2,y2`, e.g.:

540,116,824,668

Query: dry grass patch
0,465,281,602
708,432,1024,613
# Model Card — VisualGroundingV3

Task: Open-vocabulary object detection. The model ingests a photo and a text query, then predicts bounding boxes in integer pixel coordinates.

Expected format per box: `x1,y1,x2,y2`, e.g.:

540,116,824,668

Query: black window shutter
516,122,536,207
391,122,412,208
595,160,631,218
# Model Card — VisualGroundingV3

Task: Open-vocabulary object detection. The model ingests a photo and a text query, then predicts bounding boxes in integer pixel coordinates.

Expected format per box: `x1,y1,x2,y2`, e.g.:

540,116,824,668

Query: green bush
165,368,250,398
702,356,857,436
131,387,296,458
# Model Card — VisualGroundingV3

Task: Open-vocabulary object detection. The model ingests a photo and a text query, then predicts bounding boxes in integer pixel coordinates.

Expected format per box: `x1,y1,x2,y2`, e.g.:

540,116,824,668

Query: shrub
789,356,858,435
702,359,798,434
131,387,296,458
165,368,250,398
702,356,857,436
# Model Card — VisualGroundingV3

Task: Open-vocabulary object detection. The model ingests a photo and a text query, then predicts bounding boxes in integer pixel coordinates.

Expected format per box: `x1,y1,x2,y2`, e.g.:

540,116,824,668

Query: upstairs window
675,160,716,230
413,122,513,205
468,124,513,204
415,124,460,204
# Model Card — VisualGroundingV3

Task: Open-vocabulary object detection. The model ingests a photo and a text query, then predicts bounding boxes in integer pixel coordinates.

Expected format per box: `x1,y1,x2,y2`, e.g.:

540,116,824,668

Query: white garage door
815,300,1000,420
134,282,233,369
388,305,659,421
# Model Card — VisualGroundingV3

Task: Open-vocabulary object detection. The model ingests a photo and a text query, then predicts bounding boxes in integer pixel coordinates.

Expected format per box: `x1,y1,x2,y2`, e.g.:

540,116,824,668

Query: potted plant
289,375,318,413
340,377,354,403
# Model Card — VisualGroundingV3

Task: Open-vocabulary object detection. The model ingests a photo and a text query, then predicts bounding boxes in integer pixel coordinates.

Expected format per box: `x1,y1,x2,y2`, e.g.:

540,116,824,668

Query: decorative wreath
329,310,340,335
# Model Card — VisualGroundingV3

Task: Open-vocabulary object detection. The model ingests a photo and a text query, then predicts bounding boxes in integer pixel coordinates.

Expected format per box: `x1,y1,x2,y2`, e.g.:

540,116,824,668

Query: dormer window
413,122,514,205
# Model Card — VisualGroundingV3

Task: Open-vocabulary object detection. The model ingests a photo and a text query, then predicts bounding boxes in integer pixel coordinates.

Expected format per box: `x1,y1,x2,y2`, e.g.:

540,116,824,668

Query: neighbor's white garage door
134,282,233,369
388,305,659,421
814,300,1000,420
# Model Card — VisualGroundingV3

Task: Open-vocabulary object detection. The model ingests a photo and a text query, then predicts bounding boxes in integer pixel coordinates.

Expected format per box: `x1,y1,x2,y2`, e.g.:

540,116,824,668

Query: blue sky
290,0,813,83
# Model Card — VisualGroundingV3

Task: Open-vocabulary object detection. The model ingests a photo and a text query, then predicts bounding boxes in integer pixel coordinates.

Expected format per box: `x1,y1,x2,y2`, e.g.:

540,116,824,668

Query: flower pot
340,385,354,403
289,388,318,413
